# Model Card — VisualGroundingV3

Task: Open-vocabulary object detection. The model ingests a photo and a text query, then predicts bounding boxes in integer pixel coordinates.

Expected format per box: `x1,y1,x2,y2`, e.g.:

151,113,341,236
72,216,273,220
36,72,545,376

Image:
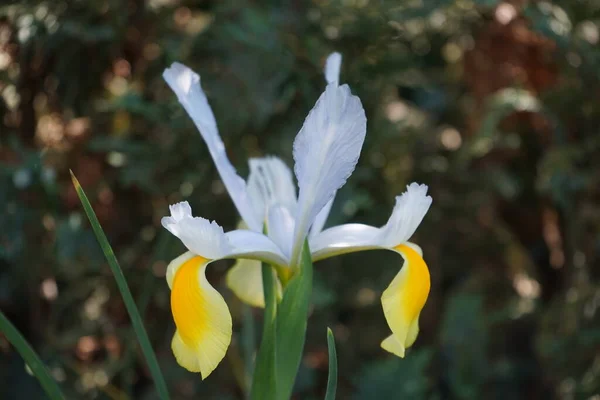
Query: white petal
377,183,432,247
310,195,335,238
163,63,260,232
325,52,342,86
310,184,431,261
225,229,289,266
162,204,232,259
310,223,380,261
168,201,192,221
291,83,367,264
267,205,295,259
246,156,297,222
162,202,289,266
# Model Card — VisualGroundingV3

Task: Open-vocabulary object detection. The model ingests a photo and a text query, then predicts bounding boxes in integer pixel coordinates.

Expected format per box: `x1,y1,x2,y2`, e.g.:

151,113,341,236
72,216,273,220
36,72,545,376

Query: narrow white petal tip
325,52,342,86
163,62,199,98
162,203,232,259
379,183,432,247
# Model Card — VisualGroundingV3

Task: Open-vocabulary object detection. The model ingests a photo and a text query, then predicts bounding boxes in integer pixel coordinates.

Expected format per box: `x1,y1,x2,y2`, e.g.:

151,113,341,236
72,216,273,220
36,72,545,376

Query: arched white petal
377,183,432,247
291,83,367,265
225,229,289,266
309,183,432,261
246,156,297,223
325,52,342,86
163,63,260,232
310,223,380,261
162,201,288,266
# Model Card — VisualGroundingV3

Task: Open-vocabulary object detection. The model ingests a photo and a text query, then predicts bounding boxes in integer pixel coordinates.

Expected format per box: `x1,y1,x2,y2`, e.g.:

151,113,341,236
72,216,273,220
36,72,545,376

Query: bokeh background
2,0,600,398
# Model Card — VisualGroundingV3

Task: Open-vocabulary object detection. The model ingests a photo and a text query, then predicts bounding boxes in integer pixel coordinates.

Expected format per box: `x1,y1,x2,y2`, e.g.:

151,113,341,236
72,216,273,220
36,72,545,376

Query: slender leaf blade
70,172,170,400
325,327,338,400
250,264,278,400
0,310,66,400
274,241,313,400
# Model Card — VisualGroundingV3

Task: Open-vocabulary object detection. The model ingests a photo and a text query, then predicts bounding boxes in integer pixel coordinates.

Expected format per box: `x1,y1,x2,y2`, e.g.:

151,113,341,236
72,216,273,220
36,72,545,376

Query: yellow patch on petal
226,258,283,308
380,244,430,357
170,255,232,379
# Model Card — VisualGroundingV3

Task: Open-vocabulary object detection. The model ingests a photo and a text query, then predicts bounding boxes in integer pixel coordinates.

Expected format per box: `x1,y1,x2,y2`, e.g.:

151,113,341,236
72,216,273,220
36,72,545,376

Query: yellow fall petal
169,255,232,379
226,258,282,308
380,243,430,357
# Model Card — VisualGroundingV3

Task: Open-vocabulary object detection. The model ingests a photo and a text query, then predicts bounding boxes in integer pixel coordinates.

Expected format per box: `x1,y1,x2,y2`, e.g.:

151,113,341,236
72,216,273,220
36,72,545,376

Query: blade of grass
70,171,170,400
0,309,66,400
249,264,278,400
324,328,338,400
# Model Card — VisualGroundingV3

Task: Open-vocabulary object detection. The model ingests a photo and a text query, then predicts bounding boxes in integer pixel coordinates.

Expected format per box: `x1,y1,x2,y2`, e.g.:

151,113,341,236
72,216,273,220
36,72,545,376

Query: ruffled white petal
291,83,367,264
162,202,232,259
310,183,431,260
325,52,342,86
163,63,260,232
162,201,288,266
246,156,297,223
377,183,432,247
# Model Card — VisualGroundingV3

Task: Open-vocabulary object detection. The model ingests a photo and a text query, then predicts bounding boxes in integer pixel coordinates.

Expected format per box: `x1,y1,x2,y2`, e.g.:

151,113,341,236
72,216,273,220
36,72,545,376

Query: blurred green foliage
1,0,600,399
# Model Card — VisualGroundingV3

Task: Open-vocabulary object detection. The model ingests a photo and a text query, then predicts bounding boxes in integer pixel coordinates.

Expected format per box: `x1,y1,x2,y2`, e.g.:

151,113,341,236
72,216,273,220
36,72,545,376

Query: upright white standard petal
325,52,342,86
246,156,297,223
308,52,343,239
163,63,260,232
291,83,367,265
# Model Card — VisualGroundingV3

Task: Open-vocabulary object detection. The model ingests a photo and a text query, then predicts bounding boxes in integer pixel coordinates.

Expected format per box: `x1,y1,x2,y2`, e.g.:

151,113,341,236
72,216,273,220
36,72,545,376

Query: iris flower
161,53,432,379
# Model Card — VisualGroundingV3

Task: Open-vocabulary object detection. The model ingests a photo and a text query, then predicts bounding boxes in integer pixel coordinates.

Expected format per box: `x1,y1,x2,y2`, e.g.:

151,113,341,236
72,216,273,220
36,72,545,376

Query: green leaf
250,264,279,400
274,241,313,400
70,172,170,400
325,328,338,400
0,310,66,400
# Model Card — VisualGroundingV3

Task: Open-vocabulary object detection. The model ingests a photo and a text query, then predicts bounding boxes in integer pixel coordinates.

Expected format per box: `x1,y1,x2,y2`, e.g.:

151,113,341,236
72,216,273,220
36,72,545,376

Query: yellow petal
169,255,232,379
166,251,195,289
226,258,282,308
380,243,430,357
